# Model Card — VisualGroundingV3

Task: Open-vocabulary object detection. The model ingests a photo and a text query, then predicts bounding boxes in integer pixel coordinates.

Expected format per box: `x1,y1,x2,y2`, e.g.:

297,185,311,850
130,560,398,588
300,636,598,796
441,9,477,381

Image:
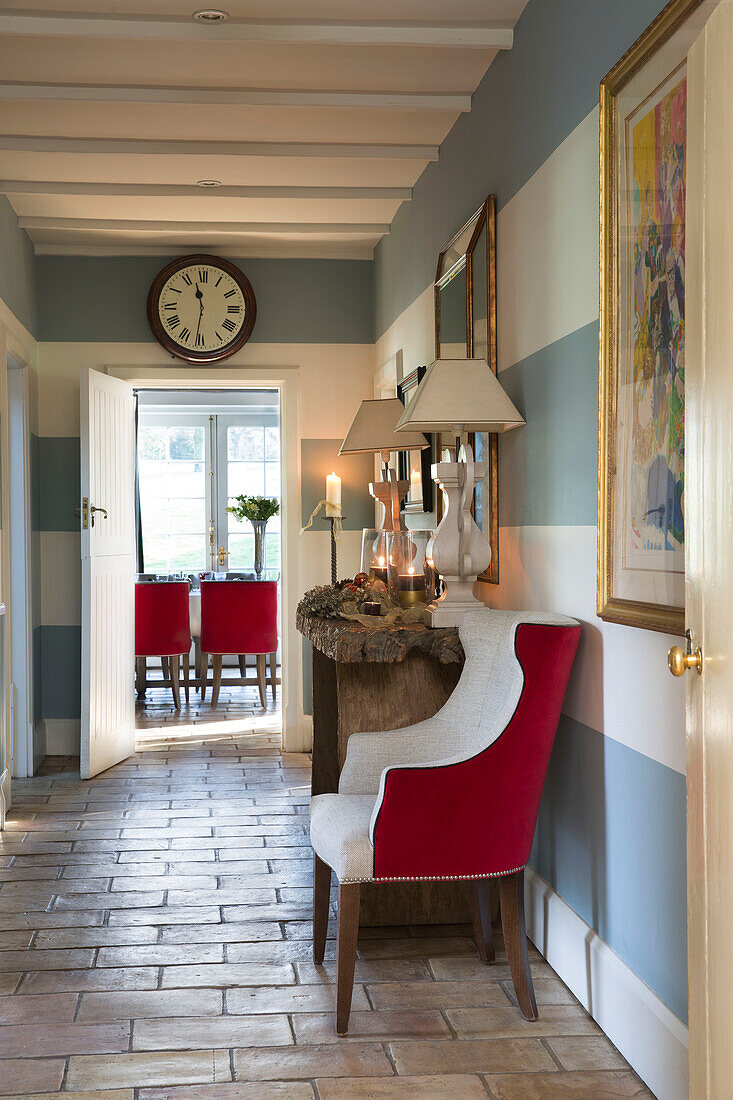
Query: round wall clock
147,254,256,363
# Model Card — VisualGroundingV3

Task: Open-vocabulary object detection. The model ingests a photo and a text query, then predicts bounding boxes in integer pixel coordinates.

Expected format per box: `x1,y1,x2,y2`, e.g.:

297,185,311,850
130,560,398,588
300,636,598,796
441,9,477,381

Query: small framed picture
397,366,435,514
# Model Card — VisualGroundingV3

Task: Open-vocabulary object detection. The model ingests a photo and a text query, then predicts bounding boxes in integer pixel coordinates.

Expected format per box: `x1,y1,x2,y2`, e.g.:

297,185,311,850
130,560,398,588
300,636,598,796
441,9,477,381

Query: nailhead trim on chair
337,864,527,885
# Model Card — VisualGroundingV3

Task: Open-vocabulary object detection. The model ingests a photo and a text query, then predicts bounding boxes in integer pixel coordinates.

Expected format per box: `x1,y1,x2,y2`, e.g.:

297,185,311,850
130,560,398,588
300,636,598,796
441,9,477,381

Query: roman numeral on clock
195,333,205,347
224,289,236,298
198,269,208,282
163,302,176,311
166,314,181,329
180,326,191,342
227,305,241,314
181,272,192,286
222,318,236,333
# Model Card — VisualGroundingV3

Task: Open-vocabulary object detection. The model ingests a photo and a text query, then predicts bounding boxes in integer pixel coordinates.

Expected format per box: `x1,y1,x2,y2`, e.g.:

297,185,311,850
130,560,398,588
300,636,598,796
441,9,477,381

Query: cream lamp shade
340,398,429,458
394,359,525,435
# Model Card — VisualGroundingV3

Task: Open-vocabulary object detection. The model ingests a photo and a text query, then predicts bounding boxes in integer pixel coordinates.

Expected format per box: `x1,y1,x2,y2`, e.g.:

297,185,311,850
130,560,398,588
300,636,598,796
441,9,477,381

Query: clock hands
195,283,204,345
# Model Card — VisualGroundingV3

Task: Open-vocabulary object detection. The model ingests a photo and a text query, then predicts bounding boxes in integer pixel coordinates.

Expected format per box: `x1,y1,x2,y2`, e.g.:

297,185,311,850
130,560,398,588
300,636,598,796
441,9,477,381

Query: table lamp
339,398,428,533
395,358,524,626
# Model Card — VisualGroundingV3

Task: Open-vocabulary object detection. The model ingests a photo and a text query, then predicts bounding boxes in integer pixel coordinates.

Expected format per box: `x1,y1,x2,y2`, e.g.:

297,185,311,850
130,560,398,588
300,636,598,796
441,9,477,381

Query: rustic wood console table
297,610,470,925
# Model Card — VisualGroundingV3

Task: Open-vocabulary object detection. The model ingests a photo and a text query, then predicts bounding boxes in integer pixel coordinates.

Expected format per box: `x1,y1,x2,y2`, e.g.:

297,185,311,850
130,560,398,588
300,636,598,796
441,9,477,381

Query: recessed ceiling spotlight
197,179,223,188
193,9,229,22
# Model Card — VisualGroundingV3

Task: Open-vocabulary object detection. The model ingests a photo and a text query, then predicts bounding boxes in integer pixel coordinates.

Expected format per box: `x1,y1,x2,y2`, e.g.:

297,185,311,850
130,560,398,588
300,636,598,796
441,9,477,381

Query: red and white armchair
309,608,581,1033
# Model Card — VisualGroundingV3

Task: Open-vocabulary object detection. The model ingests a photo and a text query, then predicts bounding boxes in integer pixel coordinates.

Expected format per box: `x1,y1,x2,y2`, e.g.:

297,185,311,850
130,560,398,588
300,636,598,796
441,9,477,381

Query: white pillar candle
325,471,341,515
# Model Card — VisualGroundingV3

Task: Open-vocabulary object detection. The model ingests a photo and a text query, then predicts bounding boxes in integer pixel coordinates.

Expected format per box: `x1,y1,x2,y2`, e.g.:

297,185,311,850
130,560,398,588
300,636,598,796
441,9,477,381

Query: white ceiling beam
0,81,471,113
0,180,412,200
0,135,437,160
0,12,513,49
18,216,390,236
32,242,377,260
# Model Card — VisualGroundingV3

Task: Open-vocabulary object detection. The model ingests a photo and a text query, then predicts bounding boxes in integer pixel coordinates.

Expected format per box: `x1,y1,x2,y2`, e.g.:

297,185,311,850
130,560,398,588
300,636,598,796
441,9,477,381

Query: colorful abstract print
628,76,685,558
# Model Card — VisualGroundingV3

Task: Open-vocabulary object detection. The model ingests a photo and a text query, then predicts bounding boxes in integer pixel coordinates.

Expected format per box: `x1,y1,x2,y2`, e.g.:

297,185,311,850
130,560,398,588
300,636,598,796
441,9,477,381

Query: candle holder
360,528,389,586
386,530,430,609
321,514,343,586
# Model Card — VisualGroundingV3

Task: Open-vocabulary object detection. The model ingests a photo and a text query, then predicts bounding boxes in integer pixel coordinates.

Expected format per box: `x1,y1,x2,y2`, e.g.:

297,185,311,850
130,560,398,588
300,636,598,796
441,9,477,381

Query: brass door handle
668,634,703,677
218,546,229,566
90,505,108,528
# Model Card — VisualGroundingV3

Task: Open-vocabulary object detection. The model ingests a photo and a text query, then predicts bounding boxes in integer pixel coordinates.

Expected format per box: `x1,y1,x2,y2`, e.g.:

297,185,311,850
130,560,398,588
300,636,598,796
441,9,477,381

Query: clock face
147,255,256,362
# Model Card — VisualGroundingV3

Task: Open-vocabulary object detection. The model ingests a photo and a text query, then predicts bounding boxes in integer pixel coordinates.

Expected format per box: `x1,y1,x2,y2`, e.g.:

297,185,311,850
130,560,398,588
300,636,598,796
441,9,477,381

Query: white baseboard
43,719,80,756
525,868,688,1100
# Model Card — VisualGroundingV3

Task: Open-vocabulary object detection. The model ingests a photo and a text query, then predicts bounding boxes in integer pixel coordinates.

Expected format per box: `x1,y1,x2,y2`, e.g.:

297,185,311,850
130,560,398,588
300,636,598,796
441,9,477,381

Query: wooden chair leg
162,656,170,685
499,869,537,1020
269,652,277,701
211,655,223,707
467,880,495,964
238,654,246,678
169,654,181,710
182,652,190,705
336,882,360,1035
135,657,147,697
256,654,267,707
200,652,209,702
313,854,331,964
195,638,202,694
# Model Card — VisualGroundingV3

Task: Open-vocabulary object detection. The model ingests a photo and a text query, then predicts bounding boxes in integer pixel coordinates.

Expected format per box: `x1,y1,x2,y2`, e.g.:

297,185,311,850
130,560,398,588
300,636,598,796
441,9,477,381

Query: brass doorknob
668,644,702,677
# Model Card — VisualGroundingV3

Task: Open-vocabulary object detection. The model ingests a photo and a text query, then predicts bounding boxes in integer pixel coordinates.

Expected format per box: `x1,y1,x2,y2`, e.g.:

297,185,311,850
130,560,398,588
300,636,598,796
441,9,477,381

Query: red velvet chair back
200,580,278,656
135,581,191,658
372,621,580,881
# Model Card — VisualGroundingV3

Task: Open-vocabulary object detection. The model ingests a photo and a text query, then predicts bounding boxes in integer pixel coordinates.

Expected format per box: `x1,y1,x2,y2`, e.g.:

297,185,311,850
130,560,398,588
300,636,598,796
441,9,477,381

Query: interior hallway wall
34,256,375,752
374,0,687,1094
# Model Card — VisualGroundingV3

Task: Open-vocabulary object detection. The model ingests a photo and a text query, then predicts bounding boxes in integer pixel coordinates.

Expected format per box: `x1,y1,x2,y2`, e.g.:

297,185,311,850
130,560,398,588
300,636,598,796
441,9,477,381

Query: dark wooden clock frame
147,253,257,364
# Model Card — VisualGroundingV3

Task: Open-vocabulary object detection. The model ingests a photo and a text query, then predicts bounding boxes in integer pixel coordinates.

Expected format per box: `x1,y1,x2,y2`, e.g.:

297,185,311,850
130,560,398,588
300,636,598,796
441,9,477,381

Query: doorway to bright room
134,388,282,747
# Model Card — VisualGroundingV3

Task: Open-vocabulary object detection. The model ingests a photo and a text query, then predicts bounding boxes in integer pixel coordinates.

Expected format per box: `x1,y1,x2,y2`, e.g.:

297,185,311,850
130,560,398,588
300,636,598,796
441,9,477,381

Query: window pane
265,426,280,461
139,424,207,572
228,426,264,461
228,461,266,497
143,534,206,573
139,426,166,460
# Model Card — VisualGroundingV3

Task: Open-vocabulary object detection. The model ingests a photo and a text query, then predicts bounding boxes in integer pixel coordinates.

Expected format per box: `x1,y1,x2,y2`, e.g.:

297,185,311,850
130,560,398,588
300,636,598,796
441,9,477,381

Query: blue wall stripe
498,321,598,527
532,714,687,1022
36,256,374,344
0,195,37,336
35,437,81,532
300,439,375,531
374,0,668,339
38,625,81,720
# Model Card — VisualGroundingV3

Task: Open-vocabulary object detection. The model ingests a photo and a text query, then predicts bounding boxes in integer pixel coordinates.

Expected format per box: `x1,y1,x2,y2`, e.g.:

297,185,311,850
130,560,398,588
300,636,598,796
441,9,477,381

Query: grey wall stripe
37,625,81,720
300,439,374,532
374,0,668,338
35,437,81,532
532,714,687,1023
498,321,598,527
36,256,374,345
0,195,37,337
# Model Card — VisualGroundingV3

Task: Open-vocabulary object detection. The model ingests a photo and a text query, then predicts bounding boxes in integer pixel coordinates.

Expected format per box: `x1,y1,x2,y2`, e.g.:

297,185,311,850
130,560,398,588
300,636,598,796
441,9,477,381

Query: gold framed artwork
434,196,499,584
598,0,713,634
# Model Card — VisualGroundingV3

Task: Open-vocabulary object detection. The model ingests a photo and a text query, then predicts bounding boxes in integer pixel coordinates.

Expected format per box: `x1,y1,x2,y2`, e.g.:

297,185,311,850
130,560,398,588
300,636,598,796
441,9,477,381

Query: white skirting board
525,868,688,1100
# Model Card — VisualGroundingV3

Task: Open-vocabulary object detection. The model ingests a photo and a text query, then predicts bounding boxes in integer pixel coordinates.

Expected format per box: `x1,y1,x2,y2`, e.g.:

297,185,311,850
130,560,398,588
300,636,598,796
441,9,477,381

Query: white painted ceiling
0,0,528,258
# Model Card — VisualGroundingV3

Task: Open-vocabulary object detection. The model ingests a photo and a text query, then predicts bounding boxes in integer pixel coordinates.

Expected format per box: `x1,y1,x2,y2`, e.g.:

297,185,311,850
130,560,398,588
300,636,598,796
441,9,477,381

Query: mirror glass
437,266,467,358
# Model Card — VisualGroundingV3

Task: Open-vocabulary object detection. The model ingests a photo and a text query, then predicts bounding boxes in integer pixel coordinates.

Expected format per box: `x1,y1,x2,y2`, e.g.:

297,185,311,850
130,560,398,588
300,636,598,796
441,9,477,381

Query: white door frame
7,356,34,778
108,364,306,753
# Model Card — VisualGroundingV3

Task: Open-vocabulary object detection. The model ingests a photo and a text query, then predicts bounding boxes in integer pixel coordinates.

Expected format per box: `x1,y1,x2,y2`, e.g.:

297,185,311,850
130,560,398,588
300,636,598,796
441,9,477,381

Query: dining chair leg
195,639,202,694
135,657,147,697
467,879,495,964
313,854,331,964
269,652,277,701
169,654,181,710
499,869,537,1020
256,654,267,707
162,656,170,685
200,653,209,702
211,655,223,707
182,652,190,706
336,882,360,1035
238,655,246,679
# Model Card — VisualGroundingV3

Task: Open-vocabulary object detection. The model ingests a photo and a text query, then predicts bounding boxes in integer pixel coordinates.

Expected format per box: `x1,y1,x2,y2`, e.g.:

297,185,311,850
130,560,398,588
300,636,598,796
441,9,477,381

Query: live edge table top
295,610,463,666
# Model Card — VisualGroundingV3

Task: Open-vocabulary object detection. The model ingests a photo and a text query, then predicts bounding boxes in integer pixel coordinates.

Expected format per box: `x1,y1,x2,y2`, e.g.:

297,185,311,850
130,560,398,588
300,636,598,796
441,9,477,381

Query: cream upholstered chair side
309,608,581,1034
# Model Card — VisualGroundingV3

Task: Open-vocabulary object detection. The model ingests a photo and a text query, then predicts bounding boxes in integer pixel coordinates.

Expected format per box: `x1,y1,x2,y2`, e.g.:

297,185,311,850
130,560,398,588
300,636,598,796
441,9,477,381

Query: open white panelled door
80,368,136,779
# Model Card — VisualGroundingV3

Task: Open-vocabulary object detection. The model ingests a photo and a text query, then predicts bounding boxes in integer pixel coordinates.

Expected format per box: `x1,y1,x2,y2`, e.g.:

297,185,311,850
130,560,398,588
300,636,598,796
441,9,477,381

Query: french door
137,409,281,574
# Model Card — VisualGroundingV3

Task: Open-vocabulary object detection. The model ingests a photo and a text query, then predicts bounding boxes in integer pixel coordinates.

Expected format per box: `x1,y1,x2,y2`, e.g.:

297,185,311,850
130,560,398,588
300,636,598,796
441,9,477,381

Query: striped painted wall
374,0,687,1038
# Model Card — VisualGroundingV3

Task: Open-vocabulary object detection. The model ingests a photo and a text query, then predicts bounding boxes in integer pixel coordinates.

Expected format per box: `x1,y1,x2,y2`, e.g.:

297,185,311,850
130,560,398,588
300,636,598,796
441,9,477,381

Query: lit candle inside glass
325,471,341,516
371,555,388,584
398,564,426,607
410,466,421,500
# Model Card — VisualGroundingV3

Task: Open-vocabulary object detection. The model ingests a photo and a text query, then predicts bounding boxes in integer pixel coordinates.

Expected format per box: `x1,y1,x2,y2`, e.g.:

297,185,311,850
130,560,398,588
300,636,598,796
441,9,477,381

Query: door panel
686,7,733,1095
80,368,135,780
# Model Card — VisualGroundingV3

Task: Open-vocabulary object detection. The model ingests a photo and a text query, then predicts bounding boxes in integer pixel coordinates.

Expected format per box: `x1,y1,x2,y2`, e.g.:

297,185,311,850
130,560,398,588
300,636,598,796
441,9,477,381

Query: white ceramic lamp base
424,445,490,628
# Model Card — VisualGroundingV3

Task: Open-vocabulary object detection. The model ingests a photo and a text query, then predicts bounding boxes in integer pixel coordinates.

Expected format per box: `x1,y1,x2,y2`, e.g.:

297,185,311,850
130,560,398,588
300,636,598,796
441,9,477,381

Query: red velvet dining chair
309,608,581,1034
199,580,278,707
135,580,192,709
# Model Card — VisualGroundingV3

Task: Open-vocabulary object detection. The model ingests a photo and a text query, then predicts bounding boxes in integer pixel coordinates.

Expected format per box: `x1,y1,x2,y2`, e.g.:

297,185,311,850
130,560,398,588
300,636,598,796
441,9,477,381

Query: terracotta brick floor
0,729,653,1098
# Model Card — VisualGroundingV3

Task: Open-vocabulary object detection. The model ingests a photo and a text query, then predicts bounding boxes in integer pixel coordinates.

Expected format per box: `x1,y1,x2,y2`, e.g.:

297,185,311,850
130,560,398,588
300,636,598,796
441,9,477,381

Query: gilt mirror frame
434,195,499,584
